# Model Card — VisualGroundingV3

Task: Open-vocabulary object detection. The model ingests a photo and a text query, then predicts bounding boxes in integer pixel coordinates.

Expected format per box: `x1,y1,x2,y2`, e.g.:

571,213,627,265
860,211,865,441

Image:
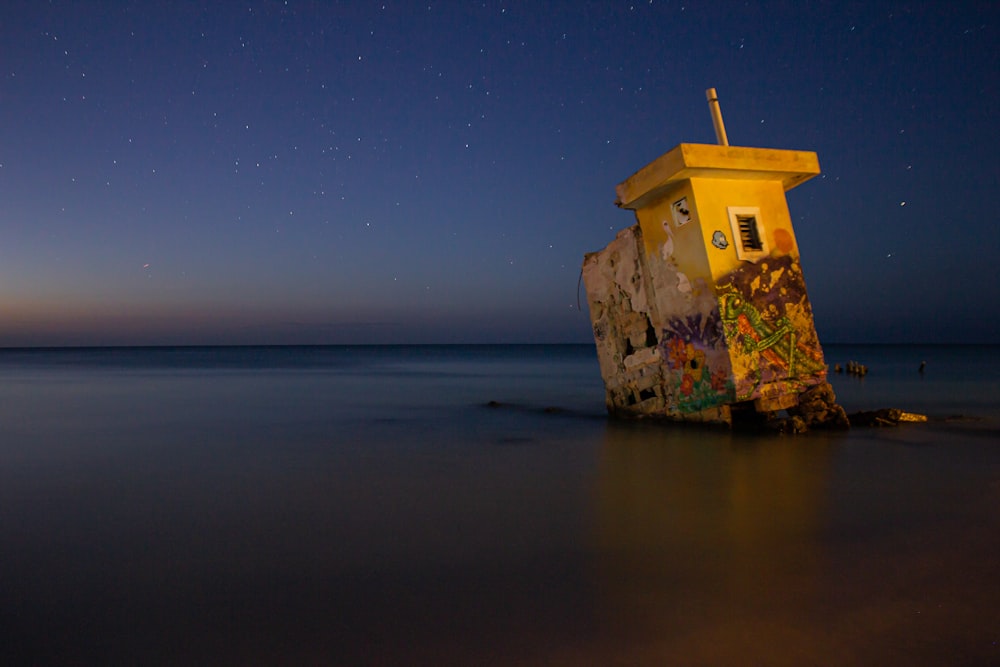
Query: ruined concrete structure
583,116,844,427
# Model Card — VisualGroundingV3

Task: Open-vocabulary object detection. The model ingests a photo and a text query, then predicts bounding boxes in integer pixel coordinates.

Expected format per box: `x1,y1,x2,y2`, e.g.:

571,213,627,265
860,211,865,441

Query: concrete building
582,92,841,426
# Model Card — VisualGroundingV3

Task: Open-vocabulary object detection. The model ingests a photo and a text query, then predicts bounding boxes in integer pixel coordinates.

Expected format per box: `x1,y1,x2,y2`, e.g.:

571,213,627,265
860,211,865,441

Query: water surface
1,345,997,664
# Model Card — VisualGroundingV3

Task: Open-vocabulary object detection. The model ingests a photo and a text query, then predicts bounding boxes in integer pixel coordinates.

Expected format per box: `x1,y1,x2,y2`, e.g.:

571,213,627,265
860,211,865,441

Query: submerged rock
848,408,928,427
787,381,851,430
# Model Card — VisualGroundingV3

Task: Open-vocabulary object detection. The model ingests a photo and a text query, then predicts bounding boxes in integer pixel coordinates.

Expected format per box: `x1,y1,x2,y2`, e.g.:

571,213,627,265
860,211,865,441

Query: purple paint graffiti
659,311,733,412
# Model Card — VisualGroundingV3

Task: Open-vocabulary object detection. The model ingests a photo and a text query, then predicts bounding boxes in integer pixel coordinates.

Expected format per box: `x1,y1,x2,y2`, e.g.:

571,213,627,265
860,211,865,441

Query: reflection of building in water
583,89,844,427
593,425,834,663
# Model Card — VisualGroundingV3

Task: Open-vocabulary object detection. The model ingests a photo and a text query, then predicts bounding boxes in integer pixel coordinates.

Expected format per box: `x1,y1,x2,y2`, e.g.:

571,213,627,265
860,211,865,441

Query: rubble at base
788,382,851,429
732,381,850,434
731,397,929,434
714,383,932,435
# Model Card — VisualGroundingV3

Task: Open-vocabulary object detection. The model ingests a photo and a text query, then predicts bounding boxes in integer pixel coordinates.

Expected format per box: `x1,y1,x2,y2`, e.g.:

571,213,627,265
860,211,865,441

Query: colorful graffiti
716,254,826,401
659,312,734,412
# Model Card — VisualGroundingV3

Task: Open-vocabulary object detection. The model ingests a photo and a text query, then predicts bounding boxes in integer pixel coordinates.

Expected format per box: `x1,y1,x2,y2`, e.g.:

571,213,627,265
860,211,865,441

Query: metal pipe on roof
705,88,729,146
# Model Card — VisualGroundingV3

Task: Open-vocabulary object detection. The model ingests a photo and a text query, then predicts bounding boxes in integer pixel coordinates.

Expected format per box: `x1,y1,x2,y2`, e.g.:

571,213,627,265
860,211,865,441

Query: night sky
2,1,997,346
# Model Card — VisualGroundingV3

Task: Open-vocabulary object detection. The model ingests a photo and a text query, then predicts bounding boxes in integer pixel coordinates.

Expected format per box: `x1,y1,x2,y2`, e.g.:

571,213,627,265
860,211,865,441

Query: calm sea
1,344,997,665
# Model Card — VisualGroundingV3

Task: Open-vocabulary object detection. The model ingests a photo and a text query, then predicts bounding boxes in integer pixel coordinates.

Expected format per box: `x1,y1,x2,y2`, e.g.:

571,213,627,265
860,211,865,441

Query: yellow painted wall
688,177,800,281
633,181,712,285
630,176,805,289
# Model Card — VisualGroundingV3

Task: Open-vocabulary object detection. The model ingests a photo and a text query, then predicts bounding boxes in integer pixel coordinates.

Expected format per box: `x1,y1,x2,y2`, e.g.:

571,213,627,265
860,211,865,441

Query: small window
727,206,768,261
736,214,763,250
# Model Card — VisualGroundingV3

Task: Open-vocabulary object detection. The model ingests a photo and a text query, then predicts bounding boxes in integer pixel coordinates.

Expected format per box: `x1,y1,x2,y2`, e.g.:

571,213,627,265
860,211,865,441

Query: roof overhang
615,143,821,210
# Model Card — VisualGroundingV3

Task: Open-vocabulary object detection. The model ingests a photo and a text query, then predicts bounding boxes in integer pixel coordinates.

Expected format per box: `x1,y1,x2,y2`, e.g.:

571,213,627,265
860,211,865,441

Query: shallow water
0,345,997,664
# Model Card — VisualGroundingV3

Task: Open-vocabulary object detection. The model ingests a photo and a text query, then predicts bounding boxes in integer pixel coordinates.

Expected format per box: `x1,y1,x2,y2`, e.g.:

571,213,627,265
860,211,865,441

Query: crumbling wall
583,225,732,423
582,226,666,417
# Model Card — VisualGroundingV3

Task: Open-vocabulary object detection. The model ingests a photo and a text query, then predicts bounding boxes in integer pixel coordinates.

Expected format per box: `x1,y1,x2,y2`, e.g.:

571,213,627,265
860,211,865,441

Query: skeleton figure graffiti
715,253,826,401
719,291,824,397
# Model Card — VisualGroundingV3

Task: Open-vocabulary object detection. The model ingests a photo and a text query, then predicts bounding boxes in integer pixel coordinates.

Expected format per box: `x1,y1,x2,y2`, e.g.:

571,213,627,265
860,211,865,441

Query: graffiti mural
716,254,826,401
659,311,734,413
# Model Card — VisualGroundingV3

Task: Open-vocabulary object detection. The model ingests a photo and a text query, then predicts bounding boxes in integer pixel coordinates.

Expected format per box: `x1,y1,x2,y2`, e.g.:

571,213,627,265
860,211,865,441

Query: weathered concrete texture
583,226,669,418
584,141,845,429
583,225,733,423
582,222,835,426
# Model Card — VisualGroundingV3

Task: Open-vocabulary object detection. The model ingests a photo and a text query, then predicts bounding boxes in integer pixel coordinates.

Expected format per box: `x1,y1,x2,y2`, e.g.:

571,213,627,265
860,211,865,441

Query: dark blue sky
2,1,997,345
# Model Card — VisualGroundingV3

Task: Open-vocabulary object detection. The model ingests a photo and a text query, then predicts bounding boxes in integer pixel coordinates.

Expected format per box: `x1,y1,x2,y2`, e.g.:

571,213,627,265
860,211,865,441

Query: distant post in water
582,88,846,428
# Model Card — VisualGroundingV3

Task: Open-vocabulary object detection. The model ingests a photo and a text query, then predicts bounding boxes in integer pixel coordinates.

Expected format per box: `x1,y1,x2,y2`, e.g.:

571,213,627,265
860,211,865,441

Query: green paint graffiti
719,291,825,400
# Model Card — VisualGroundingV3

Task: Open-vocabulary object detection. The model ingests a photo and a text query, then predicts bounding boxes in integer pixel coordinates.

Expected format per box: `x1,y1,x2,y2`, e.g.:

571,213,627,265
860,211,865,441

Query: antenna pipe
705,88,729,146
